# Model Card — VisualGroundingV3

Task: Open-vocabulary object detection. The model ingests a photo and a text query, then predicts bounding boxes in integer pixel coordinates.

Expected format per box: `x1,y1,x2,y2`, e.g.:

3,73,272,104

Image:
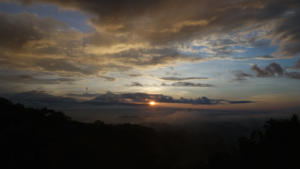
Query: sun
149,101,156,106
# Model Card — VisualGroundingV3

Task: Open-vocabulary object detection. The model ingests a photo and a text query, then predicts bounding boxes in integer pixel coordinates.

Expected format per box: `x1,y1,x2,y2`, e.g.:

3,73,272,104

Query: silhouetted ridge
0,98,161,169
209,115,300,169
1,97,300,169
236,115,300,169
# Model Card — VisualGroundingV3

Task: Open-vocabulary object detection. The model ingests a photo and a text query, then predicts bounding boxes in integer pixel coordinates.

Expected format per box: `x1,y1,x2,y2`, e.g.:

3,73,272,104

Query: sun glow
149,101,156,106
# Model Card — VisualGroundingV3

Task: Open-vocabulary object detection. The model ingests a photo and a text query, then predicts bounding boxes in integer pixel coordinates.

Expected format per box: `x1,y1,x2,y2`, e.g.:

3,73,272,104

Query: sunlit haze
149,101,156,106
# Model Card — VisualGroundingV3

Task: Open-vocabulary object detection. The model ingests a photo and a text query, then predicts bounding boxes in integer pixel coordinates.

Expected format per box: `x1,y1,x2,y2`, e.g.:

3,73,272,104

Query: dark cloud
227,100,254,104
251,62,284,77
0,12,68,51
129,82,143,87
254,55,277,60
233,70,253,81
1,91,254,115
127,81,213,88
0,12,96,75
0,11,86,60
5,90,78,108
160,77,208,81
33,58,99,75
66,93,102,98
175,96,222,105
87,92,253,105
5,0,300,55
0,70,75,85
15,75,75,84
105,48,201,67
98,75,116,81
249,62,300,80
128,73,142,77
285,72,300,80
165,82,214,87
294,59,300,69
271,9,300,57
0,10,201,76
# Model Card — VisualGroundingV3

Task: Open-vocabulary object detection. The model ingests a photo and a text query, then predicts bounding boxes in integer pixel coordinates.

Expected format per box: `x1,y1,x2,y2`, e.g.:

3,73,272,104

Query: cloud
33,58,100,76
160,77,208,81
237,62,300,80
87,92,253,105
251,62,300,79
270,9,300,57
5,90,78,108
175,96,221,105
0,12,203,79
0,69,76,85
285,72,300,80
166,82,214,87
1,0,300,90
128,73,142,77
0,12,88,60
129,82,143,87
4,0,300,58
0,12,96,76
1,91,254,115
294,59,300,69
233,71,253,81
127,81,213,88
101,47,202,67
98,75,116,81
0,12,68,52
227,100,254,104
13,75,75,84
251,62,284,77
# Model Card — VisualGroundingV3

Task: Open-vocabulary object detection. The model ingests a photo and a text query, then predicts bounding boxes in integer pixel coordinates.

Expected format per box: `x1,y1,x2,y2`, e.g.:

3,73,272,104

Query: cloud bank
87,92,252,105
0,0,299,78
235,62,300,80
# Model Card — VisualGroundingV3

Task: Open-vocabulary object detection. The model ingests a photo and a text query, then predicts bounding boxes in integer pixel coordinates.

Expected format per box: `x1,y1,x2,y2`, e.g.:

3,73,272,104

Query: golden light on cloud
149,101,156,106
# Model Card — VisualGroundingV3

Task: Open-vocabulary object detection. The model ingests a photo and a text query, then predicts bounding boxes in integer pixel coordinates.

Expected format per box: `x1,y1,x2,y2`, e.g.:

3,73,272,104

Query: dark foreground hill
1,97,300,169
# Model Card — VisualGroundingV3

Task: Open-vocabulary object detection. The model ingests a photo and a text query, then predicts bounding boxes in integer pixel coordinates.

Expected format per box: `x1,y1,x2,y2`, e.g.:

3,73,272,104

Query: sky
0,0,300,113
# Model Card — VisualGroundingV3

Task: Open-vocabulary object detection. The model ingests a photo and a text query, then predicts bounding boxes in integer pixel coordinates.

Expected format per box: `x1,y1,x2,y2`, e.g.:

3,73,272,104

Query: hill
1,97,300,169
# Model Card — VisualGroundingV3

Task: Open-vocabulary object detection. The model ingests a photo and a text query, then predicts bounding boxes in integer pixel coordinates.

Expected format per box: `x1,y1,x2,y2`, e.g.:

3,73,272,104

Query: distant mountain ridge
2,91,254,108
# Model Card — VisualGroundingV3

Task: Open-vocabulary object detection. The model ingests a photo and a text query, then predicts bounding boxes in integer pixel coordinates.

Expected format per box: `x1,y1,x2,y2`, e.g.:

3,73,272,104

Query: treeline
1,97,300,169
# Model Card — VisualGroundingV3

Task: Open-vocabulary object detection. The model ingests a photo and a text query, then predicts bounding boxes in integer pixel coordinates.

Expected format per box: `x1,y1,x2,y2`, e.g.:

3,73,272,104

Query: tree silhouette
1,97,300,169
237,115,300,169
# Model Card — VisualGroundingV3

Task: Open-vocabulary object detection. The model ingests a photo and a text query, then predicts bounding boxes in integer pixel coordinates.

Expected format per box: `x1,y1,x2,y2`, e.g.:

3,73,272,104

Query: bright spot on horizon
149,101,156,106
